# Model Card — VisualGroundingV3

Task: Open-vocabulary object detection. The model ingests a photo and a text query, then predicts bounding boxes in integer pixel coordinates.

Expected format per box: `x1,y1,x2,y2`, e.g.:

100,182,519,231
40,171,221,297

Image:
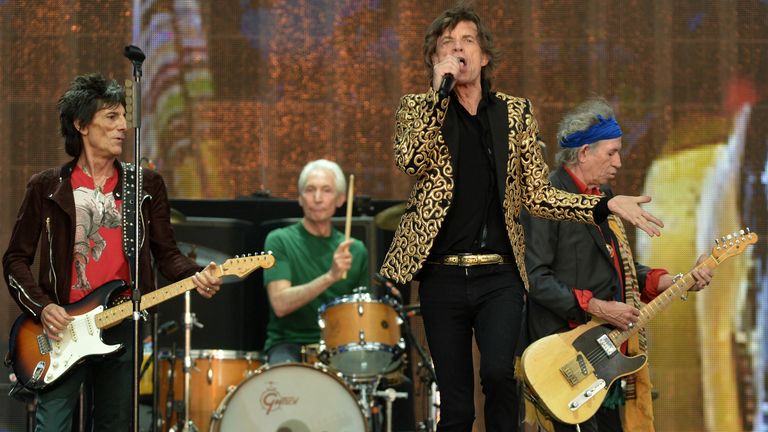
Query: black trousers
418,263,526,432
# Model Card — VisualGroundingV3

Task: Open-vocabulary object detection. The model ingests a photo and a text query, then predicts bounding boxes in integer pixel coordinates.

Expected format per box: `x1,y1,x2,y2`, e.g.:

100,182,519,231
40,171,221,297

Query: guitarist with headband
3,73,222,430
520,98,713,432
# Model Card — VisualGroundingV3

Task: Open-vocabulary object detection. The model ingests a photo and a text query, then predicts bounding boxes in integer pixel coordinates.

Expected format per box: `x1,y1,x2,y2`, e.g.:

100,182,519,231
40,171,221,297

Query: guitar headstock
711,228,758,261
220,253,276,278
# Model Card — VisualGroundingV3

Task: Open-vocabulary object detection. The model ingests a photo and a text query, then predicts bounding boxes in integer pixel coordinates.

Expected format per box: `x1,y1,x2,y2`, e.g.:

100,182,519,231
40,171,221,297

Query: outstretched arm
607,195,664,237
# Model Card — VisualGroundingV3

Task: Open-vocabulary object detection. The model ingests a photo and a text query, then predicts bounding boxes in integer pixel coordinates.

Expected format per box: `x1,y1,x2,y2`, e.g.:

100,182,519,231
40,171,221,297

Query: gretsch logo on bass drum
260,381,300,414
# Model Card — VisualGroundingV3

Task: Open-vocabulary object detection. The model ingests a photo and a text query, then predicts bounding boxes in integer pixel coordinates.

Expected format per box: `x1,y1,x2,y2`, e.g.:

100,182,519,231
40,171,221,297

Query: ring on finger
628,322,634,329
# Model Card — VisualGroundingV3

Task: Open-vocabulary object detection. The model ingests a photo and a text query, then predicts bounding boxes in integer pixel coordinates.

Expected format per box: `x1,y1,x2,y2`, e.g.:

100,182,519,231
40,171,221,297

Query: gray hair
298,159,346,196
554,98,616,167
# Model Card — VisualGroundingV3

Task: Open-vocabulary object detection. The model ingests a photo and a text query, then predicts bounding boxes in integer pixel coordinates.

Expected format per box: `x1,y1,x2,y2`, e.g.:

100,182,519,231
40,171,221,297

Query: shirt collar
563,166,601,195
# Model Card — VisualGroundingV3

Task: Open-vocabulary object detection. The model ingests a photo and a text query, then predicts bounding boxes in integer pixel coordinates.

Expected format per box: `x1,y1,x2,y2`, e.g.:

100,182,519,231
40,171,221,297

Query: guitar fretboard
608,231,755,346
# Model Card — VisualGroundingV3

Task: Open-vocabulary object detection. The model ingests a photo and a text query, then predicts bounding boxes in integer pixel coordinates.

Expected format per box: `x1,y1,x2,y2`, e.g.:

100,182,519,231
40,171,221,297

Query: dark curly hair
422,4,501,85
57,73,125,158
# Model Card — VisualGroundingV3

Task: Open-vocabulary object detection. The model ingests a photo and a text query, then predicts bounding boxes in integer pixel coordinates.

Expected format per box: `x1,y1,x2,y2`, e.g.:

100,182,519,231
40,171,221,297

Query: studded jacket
3,158,201,317
379,89,607,289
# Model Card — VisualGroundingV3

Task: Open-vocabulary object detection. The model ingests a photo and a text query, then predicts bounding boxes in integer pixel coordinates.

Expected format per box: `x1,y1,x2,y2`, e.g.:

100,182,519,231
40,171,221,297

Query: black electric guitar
521,229,756,425
8,254,275,390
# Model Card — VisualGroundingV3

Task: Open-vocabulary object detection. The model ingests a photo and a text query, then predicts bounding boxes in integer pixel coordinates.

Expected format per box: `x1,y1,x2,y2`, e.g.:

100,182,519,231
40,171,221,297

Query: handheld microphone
438,73,454,99
437,57,464,99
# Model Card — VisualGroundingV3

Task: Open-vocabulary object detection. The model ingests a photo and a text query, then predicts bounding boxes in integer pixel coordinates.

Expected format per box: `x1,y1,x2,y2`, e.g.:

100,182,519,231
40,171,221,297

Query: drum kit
148,288,436,432
145,204,438,431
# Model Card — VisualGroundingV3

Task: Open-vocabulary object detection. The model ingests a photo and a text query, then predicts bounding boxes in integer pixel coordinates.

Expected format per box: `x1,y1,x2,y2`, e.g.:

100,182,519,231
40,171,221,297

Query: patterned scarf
607,215,655,431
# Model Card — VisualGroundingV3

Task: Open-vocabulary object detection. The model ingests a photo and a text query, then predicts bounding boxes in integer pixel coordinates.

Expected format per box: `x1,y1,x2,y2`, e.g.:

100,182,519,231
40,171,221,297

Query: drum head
215,363,366,432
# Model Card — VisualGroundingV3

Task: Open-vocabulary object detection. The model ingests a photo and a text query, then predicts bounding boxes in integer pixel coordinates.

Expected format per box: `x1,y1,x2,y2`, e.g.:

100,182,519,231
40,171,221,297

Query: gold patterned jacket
379,88,604,289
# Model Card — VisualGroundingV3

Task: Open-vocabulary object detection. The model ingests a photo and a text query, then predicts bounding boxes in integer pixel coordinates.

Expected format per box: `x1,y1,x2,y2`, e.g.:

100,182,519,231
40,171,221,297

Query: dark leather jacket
3,158,200,317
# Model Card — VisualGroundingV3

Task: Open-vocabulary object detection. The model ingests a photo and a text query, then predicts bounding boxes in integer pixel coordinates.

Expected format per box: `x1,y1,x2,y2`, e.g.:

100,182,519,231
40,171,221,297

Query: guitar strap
608,215,655,432
121,162,145,281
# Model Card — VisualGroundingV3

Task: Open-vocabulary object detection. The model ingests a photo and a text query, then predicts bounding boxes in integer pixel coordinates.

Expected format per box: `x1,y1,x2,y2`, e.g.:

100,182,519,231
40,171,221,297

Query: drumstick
342,174,354,280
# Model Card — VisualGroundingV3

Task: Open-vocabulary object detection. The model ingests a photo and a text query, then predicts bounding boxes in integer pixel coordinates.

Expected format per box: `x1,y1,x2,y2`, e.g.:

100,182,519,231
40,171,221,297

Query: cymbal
374,202,407,231
177,242,229,266
170,208,186,224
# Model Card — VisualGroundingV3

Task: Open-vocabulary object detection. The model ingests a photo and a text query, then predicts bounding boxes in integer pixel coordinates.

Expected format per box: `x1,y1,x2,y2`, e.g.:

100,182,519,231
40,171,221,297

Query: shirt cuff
643,268,669,302
593,196,610,224
573,288,594,311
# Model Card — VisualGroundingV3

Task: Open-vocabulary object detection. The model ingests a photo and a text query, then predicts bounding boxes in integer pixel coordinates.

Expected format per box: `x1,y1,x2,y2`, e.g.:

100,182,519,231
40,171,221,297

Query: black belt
428,254,515,267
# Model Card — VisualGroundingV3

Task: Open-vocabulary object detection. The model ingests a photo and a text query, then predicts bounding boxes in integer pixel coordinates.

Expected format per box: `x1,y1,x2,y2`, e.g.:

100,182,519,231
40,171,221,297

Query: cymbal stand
169,290,202,432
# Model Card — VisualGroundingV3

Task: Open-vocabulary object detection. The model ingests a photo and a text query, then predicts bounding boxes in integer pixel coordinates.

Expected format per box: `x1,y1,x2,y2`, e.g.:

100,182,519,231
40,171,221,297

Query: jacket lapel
487,93,510,204
442,102,460,173
552,167,614,264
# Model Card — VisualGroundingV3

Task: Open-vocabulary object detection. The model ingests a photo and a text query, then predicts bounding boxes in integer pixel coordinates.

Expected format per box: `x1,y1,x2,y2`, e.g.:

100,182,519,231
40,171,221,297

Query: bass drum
158,349,262,432
210,362,367,432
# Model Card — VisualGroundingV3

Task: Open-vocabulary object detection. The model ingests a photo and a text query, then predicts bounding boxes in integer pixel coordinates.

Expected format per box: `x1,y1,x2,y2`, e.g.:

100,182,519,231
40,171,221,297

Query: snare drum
157,349,261,432
210,362,367,432
318,292,404,378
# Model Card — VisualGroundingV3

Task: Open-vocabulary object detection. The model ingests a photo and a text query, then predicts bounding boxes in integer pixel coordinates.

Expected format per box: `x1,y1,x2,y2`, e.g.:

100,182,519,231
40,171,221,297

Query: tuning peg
268,250,274,255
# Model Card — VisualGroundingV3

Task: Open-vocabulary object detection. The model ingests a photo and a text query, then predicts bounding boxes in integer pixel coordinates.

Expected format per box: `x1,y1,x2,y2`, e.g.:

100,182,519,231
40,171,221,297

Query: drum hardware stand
163,345,177,430
398,303,438,432
169,290,204,432
373,387,409,432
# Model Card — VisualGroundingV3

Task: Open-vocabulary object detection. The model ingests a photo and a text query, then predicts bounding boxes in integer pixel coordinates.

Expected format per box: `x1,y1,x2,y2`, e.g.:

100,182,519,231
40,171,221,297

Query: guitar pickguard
42,306,122,385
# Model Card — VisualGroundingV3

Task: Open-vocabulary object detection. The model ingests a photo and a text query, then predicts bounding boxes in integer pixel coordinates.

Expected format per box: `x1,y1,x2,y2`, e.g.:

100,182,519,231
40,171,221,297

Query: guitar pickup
37,333,51,355
597,334,617,357
559,353,593,386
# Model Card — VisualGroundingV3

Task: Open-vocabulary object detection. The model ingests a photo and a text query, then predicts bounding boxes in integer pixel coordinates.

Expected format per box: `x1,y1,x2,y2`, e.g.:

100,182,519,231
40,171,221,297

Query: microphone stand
124,44,146,432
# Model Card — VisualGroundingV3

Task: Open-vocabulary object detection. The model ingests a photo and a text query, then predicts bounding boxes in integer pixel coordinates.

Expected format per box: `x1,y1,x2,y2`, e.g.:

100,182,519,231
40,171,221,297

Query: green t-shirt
263,222,369,351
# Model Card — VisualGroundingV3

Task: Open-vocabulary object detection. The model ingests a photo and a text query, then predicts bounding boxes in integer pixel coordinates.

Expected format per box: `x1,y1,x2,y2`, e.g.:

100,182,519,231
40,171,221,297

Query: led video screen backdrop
1,1,766,431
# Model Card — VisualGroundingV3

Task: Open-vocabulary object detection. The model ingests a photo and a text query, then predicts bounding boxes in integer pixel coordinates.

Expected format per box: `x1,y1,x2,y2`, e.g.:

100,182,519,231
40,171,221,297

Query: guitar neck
608,255,719,346
94,267,224,330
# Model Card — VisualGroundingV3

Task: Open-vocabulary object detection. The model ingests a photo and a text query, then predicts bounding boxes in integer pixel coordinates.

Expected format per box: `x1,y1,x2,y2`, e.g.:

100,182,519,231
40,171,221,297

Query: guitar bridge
37,333,51,355
559,353,593,386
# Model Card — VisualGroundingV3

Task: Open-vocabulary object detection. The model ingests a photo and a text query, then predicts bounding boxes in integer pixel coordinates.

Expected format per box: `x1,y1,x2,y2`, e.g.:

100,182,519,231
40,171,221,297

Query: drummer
263,159,369,363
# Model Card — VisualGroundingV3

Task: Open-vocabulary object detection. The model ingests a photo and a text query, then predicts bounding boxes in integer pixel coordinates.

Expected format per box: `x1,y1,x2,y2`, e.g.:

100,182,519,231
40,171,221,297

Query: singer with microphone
3,73,223,431
379,5,666,432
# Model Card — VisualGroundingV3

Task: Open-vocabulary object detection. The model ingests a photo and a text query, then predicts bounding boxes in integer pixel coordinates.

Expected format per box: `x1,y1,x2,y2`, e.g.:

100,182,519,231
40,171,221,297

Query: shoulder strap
121,162,144,278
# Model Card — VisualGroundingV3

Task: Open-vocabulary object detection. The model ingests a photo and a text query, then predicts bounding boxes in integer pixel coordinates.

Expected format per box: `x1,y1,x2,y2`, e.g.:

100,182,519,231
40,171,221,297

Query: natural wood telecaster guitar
8,254,275,391
521,229,756,425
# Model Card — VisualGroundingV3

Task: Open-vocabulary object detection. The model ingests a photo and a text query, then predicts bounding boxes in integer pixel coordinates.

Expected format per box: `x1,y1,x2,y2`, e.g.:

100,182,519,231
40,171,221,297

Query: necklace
81,165,109,194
